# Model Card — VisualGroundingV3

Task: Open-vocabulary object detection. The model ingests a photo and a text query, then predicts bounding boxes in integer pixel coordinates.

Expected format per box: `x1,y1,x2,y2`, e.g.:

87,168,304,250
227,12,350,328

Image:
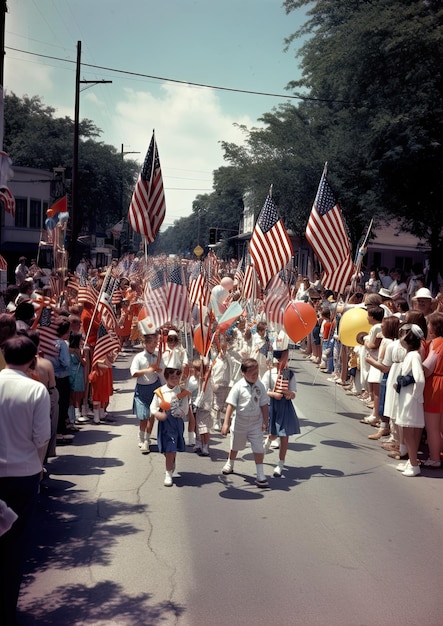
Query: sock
278,459,284,469
139,431,144,443
256,463,265,480
399,444,407,455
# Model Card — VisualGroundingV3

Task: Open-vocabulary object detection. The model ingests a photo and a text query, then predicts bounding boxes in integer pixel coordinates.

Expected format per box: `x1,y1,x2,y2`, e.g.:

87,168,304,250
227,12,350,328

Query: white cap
165,350,183,371
138,319,158,336
412,287,433,300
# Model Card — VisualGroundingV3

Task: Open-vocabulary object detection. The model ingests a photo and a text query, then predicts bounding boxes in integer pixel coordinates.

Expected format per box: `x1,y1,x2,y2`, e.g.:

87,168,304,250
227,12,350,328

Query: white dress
383,340,406,420
396,351,425,428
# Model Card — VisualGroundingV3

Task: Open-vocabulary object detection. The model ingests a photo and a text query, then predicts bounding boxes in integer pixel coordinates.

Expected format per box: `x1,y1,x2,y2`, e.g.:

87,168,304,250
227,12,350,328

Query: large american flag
249,192,293,289
127,131,165,243
143,268,169,330
306,168,355,294
167,265,190,324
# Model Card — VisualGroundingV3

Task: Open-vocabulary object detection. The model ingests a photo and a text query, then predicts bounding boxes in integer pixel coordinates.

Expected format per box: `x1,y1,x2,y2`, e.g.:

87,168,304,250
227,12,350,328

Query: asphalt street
16,348,443,626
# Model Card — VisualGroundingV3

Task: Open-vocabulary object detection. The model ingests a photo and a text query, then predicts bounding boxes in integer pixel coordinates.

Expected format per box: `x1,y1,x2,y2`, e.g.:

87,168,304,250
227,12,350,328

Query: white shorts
230,414,264,453
196,408,212,435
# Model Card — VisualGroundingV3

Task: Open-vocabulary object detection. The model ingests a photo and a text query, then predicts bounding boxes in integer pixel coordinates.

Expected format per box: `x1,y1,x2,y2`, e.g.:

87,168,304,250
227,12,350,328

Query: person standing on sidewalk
0,335,50,626
130,323,165,453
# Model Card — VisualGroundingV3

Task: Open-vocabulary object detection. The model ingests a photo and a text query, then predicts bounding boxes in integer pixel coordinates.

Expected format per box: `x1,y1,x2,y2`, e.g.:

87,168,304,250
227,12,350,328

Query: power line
6,45,350,104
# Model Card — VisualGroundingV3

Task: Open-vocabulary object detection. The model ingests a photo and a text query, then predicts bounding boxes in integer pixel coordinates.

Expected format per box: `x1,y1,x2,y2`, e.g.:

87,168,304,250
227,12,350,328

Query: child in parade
192,358,213,457
221,358,270,487
150,356,190,487
130,323,166,453
210,333,232,431
261,349,300,477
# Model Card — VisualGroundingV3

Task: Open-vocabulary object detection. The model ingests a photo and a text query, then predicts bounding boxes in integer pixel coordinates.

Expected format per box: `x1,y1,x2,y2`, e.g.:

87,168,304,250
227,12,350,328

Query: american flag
0,254,7,271
188,262,209,307
203,251,220,289
32,306,59,359
265,272,290,327
127,131,165,243
92,322,121,368
274,369,290,394
78,272,98,308
234,256,246,289
242,265,258,302
143,268,169,330
249,192,293,289
97,272,119,331
167,265,190,324
306,168,355,294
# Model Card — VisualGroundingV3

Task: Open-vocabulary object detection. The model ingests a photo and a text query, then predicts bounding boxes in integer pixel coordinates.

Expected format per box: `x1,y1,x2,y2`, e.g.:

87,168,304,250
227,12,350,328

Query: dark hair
164,367,182,377
69,332,82,349
241,358,258,372
3,335,37,365
27,329,41,348
55,318,71,337
400,329,421,352
14,302,35,322
367,306,384,323
394,298,409,313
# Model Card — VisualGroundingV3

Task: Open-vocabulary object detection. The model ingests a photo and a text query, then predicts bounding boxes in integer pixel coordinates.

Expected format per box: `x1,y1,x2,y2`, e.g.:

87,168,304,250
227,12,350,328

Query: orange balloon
160,400,171,411
283,301,317,343
46,207,55,218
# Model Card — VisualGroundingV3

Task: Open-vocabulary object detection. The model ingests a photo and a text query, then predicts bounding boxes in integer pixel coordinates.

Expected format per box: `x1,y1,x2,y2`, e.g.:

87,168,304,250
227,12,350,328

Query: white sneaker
201,444,210,457
164,471,173,487
140,440,150,454
402,465,420,477
396,460,411,472
270,439,280,450
222,462,234,475
273,465,283,477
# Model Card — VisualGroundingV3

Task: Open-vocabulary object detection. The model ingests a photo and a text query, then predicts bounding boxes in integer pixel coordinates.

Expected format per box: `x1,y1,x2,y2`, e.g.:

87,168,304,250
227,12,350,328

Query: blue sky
5,0,306,226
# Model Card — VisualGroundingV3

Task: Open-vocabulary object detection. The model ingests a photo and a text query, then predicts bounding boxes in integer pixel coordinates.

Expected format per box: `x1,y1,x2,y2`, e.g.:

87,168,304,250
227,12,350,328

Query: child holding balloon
150,357,190,487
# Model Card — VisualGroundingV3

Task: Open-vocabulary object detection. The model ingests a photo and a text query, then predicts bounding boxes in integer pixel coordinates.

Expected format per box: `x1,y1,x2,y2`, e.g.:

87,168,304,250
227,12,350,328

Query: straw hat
412,287,433,300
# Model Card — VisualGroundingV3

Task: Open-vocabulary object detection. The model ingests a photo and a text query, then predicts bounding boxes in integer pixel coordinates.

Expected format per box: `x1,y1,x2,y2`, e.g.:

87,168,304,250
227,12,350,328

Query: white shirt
130,350,166,386
0,369,50,477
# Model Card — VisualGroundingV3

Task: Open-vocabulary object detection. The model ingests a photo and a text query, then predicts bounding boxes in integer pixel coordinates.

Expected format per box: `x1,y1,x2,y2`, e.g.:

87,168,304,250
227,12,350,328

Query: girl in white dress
395,324,425,477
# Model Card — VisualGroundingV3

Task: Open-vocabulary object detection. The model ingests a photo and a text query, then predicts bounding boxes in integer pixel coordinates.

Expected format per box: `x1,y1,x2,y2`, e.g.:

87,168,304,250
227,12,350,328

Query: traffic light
209,227,217,245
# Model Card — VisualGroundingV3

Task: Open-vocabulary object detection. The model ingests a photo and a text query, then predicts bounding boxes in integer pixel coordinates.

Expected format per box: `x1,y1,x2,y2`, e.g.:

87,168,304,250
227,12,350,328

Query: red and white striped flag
127,131,165,243
0,254,7,271
188,262,209,307
242,265,259,302
32,306,59,359
92,322,121,368
167,265,190,325
249,191,293,289
143,268,169,330
274,370,290,394
305,166,355,294
264,272,290,327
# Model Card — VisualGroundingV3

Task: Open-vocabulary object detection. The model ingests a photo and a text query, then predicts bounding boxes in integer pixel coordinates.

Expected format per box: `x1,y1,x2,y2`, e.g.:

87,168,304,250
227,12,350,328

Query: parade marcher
221,358,270,487
192,358,213,457
130,323,165,453
422,312,443,468
150,356,190,487
209,333,232,432
262,349,300,477
0,335,50,626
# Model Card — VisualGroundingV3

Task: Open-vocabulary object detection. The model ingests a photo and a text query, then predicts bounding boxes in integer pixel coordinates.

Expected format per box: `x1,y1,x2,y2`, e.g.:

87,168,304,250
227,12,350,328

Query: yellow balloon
338,307,372,346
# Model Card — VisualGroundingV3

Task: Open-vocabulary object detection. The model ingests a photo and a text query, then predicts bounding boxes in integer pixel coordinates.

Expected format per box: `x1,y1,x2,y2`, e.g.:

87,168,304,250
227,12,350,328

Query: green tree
4,93,139,261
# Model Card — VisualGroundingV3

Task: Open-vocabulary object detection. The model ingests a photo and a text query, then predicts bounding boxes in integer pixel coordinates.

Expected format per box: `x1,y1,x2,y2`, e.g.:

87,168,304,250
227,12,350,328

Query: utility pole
69,40,111,270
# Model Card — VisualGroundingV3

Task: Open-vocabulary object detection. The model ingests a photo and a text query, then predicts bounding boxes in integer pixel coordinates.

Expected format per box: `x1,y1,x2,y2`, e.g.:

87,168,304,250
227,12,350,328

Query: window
30,199,42,229
14,198,28,228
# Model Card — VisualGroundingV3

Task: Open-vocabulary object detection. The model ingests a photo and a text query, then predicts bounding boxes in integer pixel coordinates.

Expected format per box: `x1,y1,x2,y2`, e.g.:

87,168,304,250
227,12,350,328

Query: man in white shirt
0,335,50,626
